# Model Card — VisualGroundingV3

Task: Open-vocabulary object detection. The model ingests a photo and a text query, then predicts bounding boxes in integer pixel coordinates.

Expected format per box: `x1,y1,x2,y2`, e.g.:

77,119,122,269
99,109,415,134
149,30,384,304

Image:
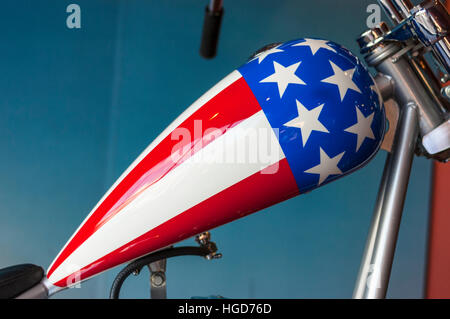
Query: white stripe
47,71,242,273
48,110,285,285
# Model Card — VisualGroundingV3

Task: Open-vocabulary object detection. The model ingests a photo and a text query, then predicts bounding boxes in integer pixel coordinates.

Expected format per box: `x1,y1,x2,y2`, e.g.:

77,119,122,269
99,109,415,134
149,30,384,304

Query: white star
260,61,306,98
251,45,284,64
321,61,361,101
283,100,329,147
292,38,337,55
304,148,345,185
344,107,375,152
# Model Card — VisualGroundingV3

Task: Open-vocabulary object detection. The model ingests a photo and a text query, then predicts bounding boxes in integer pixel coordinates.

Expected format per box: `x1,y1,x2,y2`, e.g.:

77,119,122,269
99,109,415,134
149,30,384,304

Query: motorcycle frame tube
15,277,60,299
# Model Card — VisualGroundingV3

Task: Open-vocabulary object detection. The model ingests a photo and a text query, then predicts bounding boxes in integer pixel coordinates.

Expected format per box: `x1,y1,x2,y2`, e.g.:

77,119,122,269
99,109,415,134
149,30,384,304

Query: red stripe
48,77,261,278
52,158,299,287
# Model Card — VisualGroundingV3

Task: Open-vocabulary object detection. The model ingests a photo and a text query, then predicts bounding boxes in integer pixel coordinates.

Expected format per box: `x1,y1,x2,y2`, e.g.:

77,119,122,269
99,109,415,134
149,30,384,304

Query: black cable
109,246,210,299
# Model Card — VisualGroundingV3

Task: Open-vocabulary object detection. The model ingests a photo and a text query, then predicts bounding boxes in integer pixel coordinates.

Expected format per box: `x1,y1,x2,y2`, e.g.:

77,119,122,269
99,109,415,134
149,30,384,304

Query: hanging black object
199,2,224,59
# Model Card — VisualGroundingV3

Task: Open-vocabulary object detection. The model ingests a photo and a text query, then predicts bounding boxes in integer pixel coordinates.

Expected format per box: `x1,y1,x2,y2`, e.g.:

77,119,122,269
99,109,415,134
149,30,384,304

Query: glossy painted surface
239,38,385,192
0,1,432,299
47,71,292,286
47,38,385,288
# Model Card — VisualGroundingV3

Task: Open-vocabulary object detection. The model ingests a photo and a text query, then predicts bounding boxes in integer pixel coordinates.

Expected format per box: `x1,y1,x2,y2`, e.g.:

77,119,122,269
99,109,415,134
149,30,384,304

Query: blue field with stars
238,38,386,193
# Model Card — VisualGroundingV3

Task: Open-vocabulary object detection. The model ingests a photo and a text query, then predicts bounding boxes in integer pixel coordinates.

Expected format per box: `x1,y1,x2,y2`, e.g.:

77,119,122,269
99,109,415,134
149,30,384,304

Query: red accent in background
426,161,450,298
425,1,450,296
47,77,262,278
53,158,300,287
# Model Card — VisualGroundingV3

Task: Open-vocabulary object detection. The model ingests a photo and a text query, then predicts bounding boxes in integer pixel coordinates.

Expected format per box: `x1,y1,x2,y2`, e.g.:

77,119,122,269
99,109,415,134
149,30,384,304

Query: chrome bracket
141,232,221,299
148,259,167,299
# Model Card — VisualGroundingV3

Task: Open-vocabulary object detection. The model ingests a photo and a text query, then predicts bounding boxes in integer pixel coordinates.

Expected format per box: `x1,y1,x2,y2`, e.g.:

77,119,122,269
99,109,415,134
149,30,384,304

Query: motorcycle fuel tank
46,38,385,289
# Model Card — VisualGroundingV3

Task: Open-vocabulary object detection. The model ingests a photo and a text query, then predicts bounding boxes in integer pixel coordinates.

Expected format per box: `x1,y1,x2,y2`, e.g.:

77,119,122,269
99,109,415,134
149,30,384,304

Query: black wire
109,246,211,299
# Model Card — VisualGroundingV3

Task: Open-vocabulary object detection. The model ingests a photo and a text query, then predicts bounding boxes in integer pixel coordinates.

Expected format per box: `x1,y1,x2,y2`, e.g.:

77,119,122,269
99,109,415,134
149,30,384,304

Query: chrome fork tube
353,151,392,298
353,103,419,299
354,38,442,298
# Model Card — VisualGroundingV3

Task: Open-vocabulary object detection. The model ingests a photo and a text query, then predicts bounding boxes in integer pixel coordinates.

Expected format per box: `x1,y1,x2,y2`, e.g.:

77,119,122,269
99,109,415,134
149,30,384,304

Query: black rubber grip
200,6,223,59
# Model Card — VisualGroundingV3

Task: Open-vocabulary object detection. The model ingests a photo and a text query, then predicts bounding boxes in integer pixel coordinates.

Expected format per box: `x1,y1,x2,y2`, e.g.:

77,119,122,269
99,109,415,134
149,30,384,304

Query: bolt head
151,272,165,286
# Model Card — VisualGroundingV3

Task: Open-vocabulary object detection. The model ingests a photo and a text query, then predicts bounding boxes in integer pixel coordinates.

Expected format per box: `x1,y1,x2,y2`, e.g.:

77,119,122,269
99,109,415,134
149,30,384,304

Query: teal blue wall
0,0,431,298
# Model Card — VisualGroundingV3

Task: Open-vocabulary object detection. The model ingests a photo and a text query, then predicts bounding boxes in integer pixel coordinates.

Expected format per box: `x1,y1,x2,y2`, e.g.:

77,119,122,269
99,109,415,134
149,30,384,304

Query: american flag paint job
46,38,385,288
